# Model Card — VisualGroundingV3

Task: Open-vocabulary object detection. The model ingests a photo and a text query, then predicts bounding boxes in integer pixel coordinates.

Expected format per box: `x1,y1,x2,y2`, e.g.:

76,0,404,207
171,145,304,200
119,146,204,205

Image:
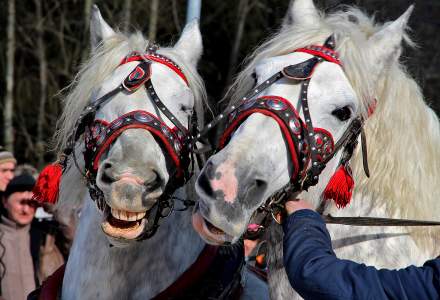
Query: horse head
58,6,205,245
193,0,413,245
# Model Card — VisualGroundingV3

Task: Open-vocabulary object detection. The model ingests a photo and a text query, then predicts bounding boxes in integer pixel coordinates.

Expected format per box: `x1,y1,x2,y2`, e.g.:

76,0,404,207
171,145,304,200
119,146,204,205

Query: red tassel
323,165,354,208
32,163,63,204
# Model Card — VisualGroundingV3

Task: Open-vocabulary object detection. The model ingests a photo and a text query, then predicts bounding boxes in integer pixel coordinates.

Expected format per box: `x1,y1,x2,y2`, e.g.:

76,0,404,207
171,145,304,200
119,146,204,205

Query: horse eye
332,106,352,121
180,104,192,113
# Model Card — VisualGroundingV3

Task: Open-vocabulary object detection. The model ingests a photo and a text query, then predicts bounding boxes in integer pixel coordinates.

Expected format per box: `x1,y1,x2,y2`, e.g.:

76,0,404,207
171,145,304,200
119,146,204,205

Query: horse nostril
101,169,116,185
255,179,267,189
198,172,214,197
99,162,117,185
205,161,216,180
144,170,163,192
103,162,113,170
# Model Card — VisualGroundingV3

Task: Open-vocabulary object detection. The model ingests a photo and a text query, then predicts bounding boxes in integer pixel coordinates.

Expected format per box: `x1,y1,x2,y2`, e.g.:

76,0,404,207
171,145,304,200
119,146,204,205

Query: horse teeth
111,208,119,219
134,212,146,220
111,209,145,221
127,212,136,221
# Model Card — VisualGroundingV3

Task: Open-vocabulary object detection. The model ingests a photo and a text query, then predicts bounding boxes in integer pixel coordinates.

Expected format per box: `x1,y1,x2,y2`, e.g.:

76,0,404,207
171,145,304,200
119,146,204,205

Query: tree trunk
82,0,93,61
4,0,15,152
224,0,250,89
185,0,202,24
148,0,159,41
123,0,132,33
171,0,181,32
35,0,48,167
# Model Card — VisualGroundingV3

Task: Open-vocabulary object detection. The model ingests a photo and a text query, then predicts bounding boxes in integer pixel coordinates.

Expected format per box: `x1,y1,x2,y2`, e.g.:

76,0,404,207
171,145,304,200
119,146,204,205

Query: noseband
58,46,198,239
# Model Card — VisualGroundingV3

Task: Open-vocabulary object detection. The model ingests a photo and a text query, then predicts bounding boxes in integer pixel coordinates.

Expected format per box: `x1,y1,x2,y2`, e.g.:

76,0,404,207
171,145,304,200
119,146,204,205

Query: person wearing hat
0,174,64,300
0,148,16,192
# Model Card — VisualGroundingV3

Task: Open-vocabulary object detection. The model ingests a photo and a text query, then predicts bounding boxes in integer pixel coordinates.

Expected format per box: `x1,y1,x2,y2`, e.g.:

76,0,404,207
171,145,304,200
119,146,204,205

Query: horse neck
63,186,205,299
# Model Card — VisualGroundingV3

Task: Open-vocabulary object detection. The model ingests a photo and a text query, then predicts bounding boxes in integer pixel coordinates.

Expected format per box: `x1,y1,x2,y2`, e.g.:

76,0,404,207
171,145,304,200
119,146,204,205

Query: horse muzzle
99,177,160,241
191,202,238,246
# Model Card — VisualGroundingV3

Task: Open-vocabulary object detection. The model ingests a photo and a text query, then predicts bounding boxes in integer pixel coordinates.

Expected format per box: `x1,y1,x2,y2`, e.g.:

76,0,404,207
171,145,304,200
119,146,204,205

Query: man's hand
285,199,314,215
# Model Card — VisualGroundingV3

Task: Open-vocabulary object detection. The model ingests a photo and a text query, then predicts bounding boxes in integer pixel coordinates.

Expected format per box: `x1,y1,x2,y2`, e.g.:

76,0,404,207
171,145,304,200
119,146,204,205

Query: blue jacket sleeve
282,209,440,300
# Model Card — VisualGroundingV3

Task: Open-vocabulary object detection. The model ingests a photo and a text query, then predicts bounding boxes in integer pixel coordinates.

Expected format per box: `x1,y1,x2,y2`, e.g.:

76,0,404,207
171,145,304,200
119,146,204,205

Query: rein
323,215,440,226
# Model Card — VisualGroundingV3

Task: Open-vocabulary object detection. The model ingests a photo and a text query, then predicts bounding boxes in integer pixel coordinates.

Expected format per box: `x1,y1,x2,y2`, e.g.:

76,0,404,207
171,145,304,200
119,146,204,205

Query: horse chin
192,204,235,245
100,203,151,243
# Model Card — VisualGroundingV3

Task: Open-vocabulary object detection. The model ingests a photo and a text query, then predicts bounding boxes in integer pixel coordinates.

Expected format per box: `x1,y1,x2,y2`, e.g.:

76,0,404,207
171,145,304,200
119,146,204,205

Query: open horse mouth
101,205,149,240
192,203,234,245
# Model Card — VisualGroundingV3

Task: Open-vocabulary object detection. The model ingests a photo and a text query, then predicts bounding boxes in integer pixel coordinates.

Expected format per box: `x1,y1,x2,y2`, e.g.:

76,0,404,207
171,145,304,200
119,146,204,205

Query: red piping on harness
120,54,189,86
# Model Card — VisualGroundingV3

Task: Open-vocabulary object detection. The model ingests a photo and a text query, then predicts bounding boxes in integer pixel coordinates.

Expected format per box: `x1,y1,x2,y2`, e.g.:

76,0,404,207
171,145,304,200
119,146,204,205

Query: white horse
193,0,440,299
54,6,214,299
268,2,440,299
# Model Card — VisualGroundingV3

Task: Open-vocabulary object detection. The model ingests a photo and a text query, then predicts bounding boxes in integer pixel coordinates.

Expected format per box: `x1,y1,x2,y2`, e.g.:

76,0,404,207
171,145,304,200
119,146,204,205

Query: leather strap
323,214,440,226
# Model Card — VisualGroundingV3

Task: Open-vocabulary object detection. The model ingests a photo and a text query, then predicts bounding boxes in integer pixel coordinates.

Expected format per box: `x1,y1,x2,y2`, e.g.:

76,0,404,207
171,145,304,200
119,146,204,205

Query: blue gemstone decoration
229,111,237,121
289,118,301,134
111,119,123,129
134,112,153,123
174,140,182,152
161,126,169,134
96,132,106,145
266,99,287,111
92,125,101,138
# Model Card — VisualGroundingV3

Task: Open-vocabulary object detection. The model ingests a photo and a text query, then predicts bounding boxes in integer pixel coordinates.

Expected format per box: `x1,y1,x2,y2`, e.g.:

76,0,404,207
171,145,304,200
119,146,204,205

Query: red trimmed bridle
196,35,368,226
216,36,440,232
59,45,199,240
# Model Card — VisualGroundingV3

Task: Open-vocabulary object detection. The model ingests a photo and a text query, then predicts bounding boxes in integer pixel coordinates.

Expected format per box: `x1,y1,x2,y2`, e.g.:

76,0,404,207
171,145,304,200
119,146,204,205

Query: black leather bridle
196,36,367,218
199,35,440,232
59,46,199,240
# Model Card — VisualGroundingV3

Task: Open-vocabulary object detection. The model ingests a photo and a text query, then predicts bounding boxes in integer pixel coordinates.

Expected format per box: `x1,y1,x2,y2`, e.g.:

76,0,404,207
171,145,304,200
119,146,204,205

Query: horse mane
54,30,207,213
319,8,440,234
332,8,440,249
347,20,440,221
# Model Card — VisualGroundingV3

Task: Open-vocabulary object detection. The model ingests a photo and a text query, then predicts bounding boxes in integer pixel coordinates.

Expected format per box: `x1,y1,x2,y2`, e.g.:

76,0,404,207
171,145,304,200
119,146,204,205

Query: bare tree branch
148,0,159,41
171,0,181,32
123,0,132,33
34,0,48,167
224,0,251,89
4,0,16,151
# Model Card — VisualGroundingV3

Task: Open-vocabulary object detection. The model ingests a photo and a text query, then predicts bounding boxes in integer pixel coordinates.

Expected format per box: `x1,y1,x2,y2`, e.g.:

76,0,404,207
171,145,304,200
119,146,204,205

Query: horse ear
281,0,320,30
367,5,414,78
90,5,116,51
174,20,203,66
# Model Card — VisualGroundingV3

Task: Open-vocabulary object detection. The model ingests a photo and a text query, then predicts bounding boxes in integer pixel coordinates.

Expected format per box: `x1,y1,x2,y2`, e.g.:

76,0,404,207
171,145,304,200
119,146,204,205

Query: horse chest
62,201,206,299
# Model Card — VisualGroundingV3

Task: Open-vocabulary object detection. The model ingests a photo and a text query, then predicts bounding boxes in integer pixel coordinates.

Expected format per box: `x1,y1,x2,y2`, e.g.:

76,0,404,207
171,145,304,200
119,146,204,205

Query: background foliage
0,0,438,167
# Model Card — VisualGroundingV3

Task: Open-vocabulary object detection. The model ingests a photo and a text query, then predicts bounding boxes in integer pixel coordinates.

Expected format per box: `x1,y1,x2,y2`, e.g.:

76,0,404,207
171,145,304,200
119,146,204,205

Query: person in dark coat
282,199,440,300
0,174,64,300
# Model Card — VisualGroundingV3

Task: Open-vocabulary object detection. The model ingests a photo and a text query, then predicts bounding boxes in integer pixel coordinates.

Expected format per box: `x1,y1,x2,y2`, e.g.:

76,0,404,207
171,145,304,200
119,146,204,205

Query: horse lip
192,206,234,245
101,217,147,240
100,204,151,240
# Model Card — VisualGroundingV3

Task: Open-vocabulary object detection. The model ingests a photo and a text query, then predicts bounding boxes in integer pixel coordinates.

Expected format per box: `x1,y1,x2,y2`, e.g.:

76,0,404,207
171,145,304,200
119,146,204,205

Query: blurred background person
0,174,64,300
0,148,16,192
